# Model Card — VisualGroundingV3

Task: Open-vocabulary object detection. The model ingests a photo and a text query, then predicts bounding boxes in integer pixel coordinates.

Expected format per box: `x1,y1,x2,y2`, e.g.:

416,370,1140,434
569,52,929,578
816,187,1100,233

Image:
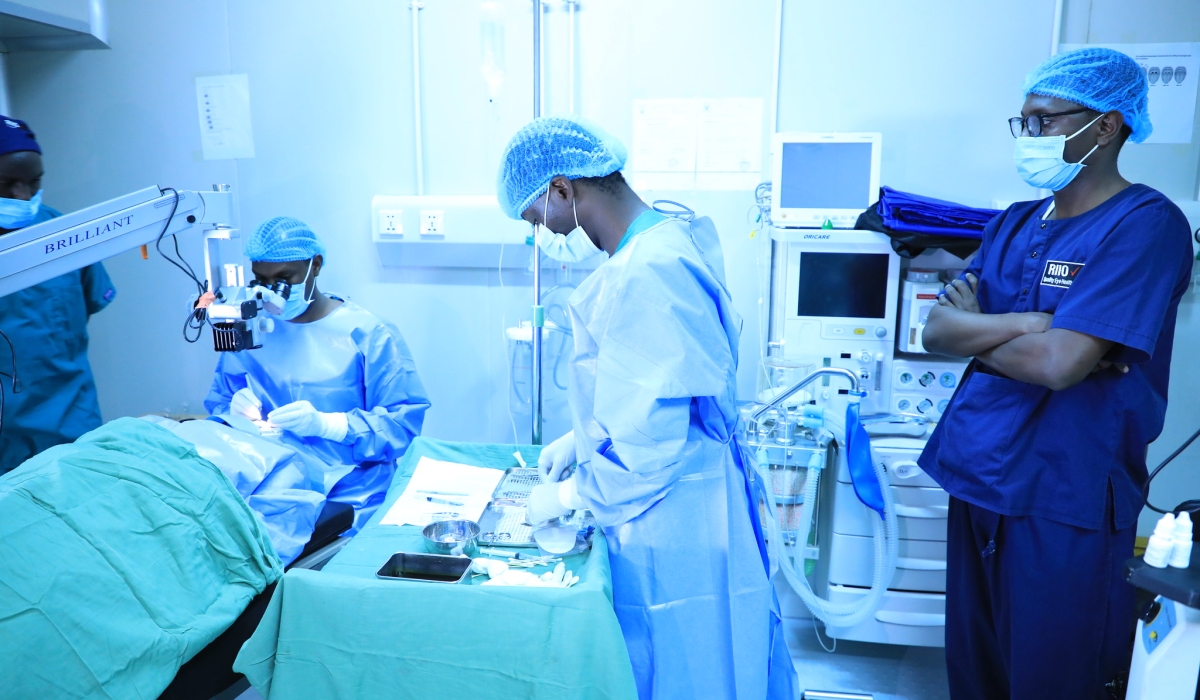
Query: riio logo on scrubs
43,215,135,255
1040,260,1084,289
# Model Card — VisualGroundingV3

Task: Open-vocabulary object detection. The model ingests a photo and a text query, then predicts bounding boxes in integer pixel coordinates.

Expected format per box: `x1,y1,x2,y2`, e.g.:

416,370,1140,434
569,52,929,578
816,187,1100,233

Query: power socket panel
378,209,403,236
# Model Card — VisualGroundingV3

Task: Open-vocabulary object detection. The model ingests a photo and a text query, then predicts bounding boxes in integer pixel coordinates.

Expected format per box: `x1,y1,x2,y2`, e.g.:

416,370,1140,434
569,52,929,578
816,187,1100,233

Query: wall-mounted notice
1060,43,1199,144
630,98,763,191
196,74,256,160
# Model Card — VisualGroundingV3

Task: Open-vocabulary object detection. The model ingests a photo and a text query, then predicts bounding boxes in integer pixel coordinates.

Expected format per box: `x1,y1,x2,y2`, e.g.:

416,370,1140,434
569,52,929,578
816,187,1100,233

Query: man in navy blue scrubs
921,48,1193,699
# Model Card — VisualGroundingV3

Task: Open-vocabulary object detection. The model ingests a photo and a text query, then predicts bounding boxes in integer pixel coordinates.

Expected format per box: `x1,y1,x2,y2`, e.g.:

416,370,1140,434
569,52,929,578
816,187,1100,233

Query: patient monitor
770,132,881,229
767,131,896,414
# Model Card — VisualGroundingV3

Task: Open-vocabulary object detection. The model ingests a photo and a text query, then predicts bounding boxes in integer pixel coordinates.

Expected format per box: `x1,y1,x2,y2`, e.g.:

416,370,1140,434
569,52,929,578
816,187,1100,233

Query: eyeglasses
1008,108,1092,138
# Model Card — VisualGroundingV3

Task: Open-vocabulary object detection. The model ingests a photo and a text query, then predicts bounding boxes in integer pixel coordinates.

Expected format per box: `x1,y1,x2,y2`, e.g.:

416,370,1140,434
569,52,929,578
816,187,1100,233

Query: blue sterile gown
568,211,797,700
205,298,430,531
0,205,115,475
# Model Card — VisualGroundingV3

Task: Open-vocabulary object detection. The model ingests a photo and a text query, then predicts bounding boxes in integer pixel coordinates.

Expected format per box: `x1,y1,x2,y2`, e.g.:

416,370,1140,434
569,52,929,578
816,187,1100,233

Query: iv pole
530,0,544,445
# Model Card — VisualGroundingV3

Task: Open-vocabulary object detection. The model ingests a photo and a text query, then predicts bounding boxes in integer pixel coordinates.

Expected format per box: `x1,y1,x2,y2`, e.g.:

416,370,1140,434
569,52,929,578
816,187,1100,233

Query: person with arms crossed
922,48,1193,699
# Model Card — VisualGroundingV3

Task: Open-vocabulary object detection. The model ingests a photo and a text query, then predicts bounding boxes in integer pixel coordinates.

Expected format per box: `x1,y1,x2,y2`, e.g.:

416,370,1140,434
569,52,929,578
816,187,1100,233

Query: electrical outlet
378,209,403,236
420,209,444,236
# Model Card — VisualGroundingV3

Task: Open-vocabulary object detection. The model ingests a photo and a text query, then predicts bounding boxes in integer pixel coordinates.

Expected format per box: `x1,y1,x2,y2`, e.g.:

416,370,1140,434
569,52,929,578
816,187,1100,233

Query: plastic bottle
1169,511,1194,569
1144,512,1176,568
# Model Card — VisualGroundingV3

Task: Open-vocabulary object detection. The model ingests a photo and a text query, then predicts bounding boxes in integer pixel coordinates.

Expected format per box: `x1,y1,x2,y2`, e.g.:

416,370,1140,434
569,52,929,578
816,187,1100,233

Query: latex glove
268,400,349,442
526,481,572,526
229,387,263,421
526,476,586,526
537,430,576,483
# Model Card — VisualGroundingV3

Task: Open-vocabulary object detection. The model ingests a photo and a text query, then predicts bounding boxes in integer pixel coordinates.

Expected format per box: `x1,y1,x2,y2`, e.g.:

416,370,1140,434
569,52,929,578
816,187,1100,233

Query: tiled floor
788,620,950,699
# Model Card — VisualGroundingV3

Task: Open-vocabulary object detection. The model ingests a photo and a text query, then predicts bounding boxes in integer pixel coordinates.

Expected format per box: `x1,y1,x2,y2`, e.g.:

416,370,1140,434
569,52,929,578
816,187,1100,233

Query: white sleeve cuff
558,476,586,511
322,412,350,443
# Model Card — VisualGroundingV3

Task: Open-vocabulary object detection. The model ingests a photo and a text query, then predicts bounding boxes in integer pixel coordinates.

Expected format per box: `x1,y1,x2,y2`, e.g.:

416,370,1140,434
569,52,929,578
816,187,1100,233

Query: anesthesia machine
743,132,969,647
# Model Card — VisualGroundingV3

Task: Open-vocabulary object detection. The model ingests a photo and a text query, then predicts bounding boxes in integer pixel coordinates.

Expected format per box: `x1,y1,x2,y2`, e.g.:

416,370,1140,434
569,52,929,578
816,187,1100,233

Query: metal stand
530,0,544,445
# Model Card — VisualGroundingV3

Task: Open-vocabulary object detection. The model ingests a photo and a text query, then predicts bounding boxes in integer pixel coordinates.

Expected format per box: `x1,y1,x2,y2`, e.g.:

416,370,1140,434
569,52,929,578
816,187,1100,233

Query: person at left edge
205,217,430,532
0,116,115,475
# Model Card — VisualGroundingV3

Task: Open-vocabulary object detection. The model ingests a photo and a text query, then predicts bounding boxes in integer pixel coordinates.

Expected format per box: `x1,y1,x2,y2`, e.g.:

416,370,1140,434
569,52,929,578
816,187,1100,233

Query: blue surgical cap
244,216,326,263
0,116,40,156
496,116,628,220
1022,47,1152,143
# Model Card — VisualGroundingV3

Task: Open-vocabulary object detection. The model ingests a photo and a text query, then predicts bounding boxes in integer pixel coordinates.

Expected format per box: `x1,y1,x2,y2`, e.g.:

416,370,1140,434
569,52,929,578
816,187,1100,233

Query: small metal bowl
422,519,481,558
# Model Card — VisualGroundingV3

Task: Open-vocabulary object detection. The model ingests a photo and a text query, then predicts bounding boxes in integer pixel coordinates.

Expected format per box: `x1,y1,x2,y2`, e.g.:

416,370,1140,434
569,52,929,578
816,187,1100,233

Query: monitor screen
778,142,874,210
796,252,890,319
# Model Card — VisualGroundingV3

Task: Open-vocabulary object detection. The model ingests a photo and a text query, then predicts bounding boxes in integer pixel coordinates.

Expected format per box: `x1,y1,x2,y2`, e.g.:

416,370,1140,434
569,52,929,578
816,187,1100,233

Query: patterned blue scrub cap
244,216,326,262
1022,47,1152,143
496,116,628,220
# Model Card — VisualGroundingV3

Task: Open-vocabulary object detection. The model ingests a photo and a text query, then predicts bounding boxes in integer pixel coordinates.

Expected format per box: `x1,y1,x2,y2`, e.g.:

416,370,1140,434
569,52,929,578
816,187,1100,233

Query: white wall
6,0,1199,535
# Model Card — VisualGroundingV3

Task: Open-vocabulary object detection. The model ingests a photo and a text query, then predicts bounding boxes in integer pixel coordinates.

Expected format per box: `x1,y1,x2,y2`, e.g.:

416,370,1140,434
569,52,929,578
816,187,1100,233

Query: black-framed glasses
1008,108,1091,137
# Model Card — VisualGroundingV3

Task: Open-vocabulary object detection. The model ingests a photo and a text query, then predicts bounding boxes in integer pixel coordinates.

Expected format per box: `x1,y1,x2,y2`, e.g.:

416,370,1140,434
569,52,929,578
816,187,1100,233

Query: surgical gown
205,298,429,531
568,215,796,700
0,205,115,475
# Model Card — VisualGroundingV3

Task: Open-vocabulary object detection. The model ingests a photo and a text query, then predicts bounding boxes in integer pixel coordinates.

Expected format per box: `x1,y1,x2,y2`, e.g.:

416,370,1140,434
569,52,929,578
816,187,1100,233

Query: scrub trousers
945,497,1136,700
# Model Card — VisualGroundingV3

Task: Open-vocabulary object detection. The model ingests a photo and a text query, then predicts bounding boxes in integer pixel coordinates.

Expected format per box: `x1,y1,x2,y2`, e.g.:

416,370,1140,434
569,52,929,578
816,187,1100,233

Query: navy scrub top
919,184,1193,530
0,205,116,474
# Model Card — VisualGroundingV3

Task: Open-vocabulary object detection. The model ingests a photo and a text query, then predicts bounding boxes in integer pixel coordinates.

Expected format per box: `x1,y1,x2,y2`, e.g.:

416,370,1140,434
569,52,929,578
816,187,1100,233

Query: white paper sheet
630,98,764,191
379,456,505,527
196,74,256,160
697,98,763,175
1060,43,1200,144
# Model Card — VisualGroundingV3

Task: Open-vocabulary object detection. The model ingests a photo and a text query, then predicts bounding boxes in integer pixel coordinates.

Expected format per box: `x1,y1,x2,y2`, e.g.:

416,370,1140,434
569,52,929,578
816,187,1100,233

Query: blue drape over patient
145,414,326,565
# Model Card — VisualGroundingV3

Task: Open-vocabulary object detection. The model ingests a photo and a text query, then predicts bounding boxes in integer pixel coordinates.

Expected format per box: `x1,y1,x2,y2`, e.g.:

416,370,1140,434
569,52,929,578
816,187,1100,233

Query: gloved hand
525,476,586,526
229,387,263,421
267,400,349,442
537,430,576,483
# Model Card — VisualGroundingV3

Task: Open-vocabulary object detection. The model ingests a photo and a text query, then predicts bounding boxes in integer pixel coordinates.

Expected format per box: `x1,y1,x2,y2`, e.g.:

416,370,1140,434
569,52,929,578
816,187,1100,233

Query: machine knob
1139,598,1162,624
875,327,887,338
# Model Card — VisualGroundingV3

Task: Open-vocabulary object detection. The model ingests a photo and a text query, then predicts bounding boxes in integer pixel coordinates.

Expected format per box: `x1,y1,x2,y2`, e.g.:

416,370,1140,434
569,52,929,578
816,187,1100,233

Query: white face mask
1013,113,1104,191
535,191,602,263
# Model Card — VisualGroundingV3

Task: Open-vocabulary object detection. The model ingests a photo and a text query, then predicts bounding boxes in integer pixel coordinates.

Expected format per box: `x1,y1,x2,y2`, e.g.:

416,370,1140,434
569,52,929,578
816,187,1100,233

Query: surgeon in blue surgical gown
499,117,796,700
205,217,430,532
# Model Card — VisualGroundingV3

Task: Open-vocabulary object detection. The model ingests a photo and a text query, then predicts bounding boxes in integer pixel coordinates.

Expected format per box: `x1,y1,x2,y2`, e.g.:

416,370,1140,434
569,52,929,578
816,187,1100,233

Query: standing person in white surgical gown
498,116,797,700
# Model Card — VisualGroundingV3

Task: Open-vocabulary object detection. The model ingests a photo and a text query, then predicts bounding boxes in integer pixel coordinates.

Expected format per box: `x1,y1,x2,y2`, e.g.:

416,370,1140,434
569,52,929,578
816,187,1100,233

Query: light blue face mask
279,259,315,321
535,192,602,263
1013,113,1104,191
0,189,42,229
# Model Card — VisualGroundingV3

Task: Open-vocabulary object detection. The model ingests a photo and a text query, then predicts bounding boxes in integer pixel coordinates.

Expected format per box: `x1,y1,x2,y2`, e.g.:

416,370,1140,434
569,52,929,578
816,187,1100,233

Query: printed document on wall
630,98,763,191
1060,43,1200,144
630,100,698,190
196,74,257,160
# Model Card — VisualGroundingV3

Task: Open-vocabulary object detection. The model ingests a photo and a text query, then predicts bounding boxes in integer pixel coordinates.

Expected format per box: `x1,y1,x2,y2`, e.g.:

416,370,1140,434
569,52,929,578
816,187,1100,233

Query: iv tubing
758,406,899,628
410,1,425,195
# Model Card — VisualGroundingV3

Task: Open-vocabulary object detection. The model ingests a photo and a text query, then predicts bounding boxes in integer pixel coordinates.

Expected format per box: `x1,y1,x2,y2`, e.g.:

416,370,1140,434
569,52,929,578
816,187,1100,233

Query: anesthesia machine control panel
767,227,899,415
